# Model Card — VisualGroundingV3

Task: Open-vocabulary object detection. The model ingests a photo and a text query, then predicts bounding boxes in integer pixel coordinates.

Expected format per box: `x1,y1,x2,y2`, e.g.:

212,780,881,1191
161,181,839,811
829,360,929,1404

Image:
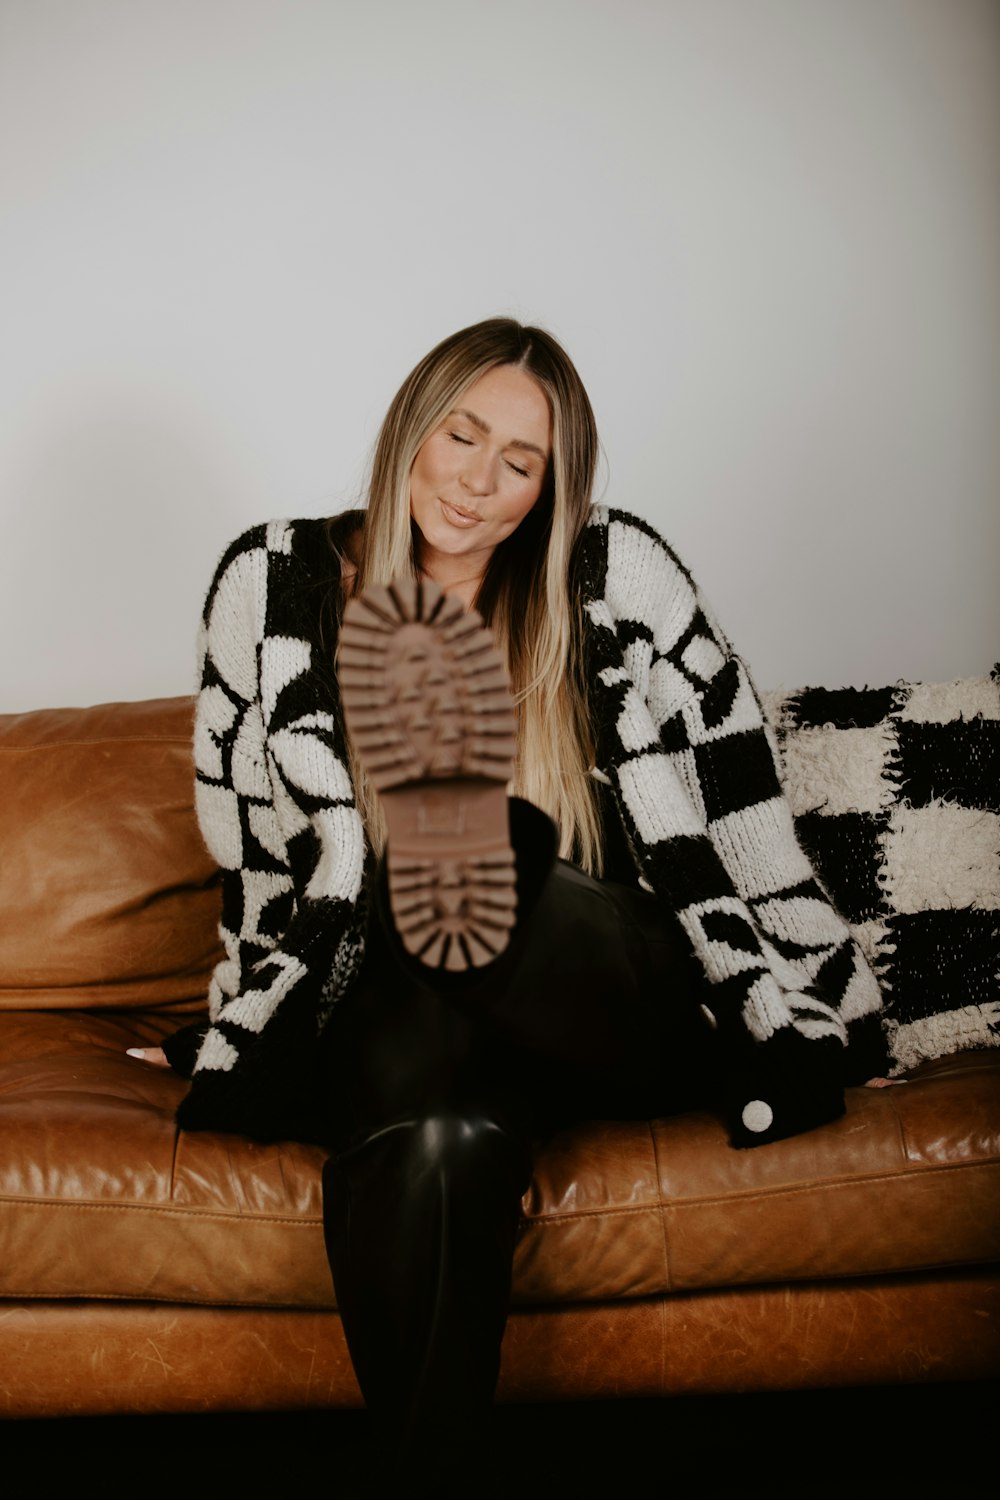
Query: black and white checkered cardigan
176,506,887,1146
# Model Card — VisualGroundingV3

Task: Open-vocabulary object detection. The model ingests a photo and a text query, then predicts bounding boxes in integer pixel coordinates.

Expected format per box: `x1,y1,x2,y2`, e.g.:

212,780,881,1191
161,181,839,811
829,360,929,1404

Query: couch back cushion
0,696,222,1012
763,671,1000,1073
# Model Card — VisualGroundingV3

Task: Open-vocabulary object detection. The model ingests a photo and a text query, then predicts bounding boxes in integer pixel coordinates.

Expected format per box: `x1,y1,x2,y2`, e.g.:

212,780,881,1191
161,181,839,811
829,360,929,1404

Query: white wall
2,0,998,710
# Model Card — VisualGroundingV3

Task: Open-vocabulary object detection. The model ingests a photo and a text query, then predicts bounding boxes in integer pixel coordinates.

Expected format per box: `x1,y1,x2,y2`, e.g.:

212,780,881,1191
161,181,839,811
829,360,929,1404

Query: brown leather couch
1,695,997,1418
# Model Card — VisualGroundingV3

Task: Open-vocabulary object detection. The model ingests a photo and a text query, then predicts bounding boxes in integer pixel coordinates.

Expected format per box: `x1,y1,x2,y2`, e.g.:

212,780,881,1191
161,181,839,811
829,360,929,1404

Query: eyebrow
449,408,549,462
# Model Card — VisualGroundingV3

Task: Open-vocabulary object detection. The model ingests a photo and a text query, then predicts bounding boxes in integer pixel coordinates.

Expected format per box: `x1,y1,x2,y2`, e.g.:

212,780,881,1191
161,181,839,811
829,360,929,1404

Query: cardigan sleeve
582,509,887,1146
175,523,368,1140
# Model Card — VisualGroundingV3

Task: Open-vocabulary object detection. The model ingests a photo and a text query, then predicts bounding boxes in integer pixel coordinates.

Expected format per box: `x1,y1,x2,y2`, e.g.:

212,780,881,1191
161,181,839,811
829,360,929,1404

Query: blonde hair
337,317,603,873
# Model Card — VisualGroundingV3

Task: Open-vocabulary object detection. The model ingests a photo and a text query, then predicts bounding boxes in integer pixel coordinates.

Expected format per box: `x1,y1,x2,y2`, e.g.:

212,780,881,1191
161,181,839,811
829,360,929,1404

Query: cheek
501,486,542,532
411,435,452,493
521,473,546,516
409,452,442,521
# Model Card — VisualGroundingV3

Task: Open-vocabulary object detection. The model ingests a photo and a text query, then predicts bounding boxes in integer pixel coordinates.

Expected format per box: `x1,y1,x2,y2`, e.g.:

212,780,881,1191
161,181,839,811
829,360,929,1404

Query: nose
460,448,497,497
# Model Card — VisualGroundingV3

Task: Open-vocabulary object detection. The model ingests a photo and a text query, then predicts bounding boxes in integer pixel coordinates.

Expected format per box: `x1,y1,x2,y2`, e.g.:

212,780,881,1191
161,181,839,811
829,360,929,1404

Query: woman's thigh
477,861,717,1118
315,936,544,1148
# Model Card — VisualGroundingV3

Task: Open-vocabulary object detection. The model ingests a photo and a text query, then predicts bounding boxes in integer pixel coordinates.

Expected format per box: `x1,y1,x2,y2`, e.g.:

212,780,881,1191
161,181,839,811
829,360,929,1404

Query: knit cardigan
175,506,887,1146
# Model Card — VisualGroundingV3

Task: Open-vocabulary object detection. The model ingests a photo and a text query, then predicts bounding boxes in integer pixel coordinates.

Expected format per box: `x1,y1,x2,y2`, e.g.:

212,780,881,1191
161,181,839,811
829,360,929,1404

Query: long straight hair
334,318,603,872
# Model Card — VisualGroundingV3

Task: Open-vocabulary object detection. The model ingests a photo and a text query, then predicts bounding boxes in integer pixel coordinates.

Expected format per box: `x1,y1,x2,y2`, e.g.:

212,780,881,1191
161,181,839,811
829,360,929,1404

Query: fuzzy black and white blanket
763,669,1000,1073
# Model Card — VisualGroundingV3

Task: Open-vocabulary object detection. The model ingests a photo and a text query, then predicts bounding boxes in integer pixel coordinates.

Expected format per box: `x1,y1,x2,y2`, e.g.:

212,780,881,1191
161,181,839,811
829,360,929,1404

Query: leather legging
316,803,714,1492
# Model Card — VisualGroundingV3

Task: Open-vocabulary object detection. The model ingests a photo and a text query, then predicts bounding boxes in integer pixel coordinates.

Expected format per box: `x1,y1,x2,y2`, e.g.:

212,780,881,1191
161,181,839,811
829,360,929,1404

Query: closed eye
447,429,532,478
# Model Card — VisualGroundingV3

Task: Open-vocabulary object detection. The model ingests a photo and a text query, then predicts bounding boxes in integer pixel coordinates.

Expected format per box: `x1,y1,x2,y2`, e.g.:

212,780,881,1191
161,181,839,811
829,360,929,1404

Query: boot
328,577,545,1492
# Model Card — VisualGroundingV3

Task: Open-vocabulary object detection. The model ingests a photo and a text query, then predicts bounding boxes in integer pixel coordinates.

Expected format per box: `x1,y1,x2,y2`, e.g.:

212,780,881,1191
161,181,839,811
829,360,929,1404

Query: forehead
455,366,551,450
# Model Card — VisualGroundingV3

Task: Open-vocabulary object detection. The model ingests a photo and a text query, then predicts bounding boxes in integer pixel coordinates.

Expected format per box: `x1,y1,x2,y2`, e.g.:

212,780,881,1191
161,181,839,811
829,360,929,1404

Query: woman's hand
863,1076,907,1088
126,1047,169,1068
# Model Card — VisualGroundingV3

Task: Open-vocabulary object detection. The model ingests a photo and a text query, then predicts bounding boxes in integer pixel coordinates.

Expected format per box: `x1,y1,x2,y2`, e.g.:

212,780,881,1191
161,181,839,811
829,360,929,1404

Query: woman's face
409,364,552,578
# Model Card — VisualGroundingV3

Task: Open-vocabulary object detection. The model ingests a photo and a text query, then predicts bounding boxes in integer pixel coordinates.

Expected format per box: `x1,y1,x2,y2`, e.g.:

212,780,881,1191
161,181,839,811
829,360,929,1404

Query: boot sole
338,578,517,972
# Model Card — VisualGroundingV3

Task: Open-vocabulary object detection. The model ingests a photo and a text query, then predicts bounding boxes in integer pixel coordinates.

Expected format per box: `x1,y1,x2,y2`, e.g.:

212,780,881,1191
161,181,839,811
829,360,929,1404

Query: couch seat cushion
0,1011,997,1310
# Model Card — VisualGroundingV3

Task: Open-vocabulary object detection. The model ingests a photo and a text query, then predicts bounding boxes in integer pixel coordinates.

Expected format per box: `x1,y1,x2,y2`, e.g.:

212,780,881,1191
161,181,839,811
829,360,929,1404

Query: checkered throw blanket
763,669,1000,1074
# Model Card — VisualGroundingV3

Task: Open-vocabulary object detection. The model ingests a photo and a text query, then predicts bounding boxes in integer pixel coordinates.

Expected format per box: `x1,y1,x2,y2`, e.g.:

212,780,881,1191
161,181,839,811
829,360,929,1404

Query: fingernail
125,1048,144,1059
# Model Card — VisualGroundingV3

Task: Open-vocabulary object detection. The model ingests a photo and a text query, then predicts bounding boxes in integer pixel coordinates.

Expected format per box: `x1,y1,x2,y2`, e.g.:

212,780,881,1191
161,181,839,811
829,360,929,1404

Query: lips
440,499,481,527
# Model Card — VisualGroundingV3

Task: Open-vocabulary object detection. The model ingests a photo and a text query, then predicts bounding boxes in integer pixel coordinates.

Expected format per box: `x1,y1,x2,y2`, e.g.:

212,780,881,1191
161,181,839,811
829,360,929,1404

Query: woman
132,318,888,1492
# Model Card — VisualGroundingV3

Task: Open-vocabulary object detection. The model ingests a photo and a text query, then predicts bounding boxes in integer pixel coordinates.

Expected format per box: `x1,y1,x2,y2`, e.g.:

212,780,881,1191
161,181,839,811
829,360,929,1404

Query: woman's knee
334,1104,531,1194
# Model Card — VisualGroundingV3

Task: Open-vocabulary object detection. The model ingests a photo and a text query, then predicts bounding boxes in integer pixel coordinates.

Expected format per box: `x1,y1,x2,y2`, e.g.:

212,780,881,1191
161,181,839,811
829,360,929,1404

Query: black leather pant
317,802,713,1493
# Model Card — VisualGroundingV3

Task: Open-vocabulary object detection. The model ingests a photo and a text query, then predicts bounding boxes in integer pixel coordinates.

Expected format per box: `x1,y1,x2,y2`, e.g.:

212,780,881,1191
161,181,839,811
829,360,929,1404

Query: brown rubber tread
338,578,517,972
